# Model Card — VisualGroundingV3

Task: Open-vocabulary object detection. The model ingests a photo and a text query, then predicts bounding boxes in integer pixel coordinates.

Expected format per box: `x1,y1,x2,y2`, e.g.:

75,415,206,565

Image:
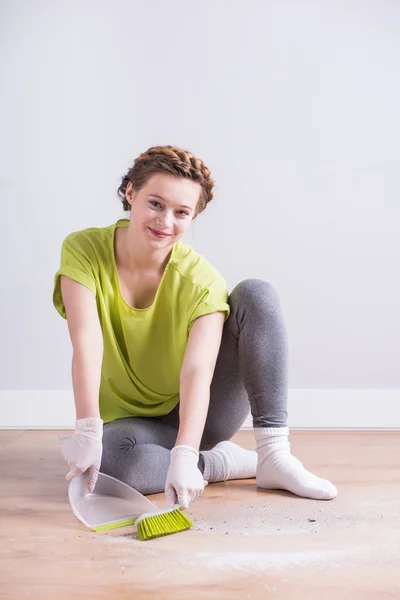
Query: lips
149,227,171,238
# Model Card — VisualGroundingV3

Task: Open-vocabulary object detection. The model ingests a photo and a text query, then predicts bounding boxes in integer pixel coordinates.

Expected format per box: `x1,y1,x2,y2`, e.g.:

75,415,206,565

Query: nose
159,212,173,229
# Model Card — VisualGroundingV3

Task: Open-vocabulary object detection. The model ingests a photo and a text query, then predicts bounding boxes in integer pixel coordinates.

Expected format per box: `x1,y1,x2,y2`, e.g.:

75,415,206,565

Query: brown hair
117,145,214,216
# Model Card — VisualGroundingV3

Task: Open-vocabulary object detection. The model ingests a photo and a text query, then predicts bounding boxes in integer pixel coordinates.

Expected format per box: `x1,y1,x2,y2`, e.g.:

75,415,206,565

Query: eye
177,210,189,216
149,200,161,208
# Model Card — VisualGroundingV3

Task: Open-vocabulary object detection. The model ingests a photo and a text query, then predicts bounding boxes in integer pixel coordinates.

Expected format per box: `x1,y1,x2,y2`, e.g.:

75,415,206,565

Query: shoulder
171,241,228,292
61,223,115,264
62,223,113,250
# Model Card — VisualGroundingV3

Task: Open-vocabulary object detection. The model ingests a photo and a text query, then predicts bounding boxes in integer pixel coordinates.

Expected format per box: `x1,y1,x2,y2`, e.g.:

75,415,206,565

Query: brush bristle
137,508,192,541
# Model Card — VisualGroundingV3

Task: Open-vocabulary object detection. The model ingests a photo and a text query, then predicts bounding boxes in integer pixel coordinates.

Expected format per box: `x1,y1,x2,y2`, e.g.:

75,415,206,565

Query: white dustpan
68,472,158,532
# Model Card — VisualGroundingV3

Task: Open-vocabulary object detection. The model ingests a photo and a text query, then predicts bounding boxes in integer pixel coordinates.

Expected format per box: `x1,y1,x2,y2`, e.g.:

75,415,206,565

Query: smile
148,227,171,238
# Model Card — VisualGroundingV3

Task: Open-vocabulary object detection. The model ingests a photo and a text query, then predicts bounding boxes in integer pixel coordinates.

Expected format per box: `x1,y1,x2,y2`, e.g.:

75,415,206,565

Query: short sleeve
53,232,97,319
188,277,230,332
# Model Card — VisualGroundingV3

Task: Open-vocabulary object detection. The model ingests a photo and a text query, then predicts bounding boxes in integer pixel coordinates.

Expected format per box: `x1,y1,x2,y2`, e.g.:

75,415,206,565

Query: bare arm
60,275,103,420
176,311,226,449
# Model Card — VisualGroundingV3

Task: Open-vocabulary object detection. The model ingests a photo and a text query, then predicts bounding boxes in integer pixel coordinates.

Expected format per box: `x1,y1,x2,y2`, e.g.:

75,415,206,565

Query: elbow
180,366,215,386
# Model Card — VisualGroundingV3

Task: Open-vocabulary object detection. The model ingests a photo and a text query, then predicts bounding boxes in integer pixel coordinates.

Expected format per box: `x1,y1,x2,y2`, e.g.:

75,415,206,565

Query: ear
125,182,137,207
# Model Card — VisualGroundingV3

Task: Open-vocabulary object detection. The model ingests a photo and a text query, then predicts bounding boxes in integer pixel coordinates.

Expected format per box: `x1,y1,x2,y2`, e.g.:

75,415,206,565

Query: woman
53,145,337,509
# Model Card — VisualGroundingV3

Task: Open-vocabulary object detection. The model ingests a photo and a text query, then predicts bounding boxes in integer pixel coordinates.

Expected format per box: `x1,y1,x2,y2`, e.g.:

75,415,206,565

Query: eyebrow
149,193,193,211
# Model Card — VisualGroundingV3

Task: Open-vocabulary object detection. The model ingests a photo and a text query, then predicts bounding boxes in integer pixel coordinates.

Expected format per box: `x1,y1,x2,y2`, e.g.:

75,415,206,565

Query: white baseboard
0,389,399,430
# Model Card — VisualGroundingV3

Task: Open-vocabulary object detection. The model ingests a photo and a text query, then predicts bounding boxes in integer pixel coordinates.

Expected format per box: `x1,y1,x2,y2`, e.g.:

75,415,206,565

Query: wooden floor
0,430,399,599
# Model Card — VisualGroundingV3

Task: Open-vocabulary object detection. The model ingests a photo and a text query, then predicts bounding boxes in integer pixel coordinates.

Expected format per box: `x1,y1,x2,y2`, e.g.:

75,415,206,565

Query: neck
119,223,173,273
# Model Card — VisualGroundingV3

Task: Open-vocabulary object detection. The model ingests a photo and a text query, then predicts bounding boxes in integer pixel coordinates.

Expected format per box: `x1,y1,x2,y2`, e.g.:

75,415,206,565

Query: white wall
1,0,399,427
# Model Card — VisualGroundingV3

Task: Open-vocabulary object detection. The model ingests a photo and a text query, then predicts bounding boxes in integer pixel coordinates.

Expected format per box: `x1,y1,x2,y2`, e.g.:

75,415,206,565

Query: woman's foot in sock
255,427,338,500
201,441,257,484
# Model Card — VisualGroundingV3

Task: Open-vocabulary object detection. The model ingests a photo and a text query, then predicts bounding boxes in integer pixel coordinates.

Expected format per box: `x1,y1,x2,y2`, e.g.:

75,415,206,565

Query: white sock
255,427,338,500
201,441,257,484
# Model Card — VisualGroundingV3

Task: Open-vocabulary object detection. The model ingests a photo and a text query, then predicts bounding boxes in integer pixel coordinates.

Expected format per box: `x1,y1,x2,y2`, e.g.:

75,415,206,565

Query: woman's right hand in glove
61,417,103,492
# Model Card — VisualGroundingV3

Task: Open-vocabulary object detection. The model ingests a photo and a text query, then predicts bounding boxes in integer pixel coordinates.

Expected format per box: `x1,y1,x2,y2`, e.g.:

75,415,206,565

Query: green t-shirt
53,219,230,423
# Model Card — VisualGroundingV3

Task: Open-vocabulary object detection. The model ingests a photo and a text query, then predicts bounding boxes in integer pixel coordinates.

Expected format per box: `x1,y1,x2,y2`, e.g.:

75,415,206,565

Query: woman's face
126,173,201,248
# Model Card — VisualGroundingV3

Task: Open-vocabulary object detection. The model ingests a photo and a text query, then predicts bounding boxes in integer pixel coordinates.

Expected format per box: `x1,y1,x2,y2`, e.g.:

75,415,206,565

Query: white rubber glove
61,418,103,492
165,445,205,509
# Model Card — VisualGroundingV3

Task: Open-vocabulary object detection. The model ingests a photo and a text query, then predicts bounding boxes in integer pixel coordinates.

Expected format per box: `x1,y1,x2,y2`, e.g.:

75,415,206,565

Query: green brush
92,504,192,540
135,504,192,541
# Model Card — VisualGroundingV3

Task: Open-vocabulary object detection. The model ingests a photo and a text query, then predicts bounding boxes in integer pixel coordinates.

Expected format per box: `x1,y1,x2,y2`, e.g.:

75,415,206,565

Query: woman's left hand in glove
165,445,205,509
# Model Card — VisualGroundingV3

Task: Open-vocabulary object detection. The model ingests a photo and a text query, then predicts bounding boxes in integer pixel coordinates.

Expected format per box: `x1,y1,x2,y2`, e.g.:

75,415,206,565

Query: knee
101,421,137,472
100,423,143,489
230,278,281,312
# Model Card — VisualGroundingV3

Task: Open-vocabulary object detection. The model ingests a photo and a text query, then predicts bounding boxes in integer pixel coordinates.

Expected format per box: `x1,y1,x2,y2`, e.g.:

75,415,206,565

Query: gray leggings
100,279,288,494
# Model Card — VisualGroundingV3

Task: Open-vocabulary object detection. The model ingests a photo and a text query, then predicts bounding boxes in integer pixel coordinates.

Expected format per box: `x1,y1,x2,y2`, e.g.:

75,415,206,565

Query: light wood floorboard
0,430,399,599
